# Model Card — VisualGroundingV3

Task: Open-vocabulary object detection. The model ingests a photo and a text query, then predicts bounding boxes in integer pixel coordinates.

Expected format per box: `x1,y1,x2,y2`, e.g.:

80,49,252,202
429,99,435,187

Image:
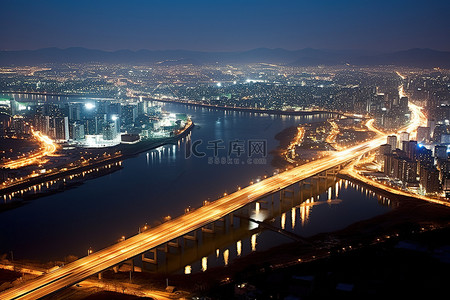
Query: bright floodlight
216,82,222,87
85,103,95,110
111,115,118,121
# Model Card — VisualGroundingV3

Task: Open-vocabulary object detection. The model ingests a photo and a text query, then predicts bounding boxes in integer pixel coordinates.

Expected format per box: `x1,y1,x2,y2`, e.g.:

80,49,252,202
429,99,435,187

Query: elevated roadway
0,103,426,299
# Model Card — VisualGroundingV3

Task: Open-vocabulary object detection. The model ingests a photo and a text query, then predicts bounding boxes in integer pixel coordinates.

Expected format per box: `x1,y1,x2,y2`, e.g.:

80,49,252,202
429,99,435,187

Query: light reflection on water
0,94,390,271
178,179,392,275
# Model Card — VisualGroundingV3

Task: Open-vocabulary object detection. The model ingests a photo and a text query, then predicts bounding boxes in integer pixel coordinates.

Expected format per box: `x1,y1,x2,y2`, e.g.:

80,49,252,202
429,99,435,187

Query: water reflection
223,249,229,266
291,207,296,229
201,257,208,272
251,234,257,252
184,265,191,274
236,240,242,257
148,177,393,275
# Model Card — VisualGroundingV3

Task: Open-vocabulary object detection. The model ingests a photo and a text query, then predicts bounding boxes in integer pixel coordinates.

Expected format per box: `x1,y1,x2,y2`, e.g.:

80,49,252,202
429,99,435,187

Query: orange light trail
0,129,58,169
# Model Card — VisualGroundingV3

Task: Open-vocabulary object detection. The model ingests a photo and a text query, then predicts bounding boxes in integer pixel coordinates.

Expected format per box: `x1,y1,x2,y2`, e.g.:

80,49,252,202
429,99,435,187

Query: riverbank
146,96,338,117
270,123,331,169
0,121,194,212
1,91,339,118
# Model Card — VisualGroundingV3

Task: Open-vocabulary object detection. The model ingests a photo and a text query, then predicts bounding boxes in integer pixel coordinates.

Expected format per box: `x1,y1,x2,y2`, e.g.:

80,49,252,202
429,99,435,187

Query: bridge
0,104,425,299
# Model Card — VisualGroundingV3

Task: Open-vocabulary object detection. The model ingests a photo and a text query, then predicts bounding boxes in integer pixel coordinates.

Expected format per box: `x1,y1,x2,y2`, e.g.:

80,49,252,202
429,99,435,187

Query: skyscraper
399,132,410,146
405,140,418,160
435,145,447,160
54,117,69,141
387,135,398,150
416,127,430,142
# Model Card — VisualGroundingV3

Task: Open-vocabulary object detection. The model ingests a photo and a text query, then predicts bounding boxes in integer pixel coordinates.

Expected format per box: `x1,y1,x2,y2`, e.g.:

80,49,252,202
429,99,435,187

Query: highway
0,103,426,300
1,129,57,169
341,154,450,207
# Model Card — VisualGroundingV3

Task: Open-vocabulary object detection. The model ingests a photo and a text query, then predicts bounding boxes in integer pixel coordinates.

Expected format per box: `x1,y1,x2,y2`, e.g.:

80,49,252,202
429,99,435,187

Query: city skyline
1,0,450,52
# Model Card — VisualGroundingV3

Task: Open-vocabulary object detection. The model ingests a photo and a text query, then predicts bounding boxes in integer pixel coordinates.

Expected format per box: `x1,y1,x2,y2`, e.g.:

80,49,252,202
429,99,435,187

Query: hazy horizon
1,0,449,52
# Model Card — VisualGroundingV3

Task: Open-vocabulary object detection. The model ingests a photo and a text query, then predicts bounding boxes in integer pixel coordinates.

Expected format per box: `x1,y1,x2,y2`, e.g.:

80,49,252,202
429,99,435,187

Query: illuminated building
405,140,417,160
102,122,117,140
435,145,447,160
416,126,430,142
420,167,440,194
54,117,69,142
387,135,398,150
399,132,410,146
72,122,85,141
379,144,392,166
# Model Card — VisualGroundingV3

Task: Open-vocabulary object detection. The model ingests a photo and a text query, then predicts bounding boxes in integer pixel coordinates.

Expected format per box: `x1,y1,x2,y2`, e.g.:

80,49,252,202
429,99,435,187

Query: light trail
0,98,429,300
341,157,450,207
284,126,305,162
325,119,344,150
0,129,57,169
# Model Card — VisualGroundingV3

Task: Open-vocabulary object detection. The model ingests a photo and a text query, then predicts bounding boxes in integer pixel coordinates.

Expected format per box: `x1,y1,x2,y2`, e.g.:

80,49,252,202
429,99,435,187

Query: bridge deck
0,135,387,299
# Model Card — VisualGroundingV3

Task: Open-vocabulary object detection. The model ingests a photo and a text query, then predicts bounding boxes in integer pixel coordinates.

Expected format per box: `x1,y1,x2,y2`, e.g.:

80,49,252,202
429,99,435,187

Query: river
0,94,391,271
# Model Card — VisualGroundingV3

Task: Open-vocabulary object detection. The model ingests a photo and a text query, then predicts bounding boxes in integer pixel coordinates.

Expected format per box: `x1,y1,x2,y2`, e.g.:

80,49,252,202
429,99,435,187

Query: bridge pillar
183,230,197,246
165,238,180,253
168,238,180,248
98,272,103,280
202,222,215,234
142,248,158,264
280,189,294,213
269,194,275,216
229,213,234,228
255,200,267,212
215,217,226,231
129,258,134,272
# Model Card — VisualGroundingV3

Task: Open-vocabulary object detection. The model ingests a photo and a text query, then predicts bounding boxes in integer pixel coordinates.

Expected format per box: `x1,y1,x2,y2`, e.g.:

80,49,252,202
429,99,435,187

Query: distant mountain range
0,47,449,68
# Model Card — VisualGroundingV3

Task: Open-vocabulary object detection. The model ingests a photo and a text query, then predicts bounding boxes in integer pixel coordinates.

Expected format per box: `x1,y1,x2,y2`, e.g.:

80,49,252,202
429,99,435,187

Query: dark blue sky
1,0,449,52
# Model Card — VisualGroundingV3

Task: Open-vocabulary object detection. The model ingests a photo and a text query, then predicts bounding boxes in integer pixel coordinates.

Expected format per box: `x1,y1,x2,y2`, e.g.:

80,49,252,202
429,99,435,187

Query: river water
0,94,391,271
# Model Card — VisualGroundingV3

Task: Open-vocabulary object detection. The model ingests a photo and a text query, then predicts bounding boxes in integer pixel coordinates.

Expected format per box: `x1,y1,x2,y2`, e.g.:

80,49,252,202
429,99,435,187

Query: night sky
1,0,449,52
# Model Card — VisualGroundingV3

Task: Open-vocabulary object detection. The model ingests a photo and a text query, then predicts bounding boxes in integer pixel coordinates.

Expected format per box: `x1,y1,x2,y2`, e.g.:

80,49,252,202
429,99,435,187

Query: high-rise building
379,144,392,165
68,103,82,121
399,132,410,145
43,103,60,117
427,119,436,138
33,114,50,135
121,104,138,125
433,124,449,143
384,153,393,176
380,144,392,155
400,96,409,109
441,134,450,144
9,99,19,115
102,122,117,140
405,140,417,160
435,145,447,160
54,117,69,141
72,122,85,141
416,146,433,164
420,167,440,194
137,101,146,116
387,135,398,150
403,159,418,183
416,127,431,142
